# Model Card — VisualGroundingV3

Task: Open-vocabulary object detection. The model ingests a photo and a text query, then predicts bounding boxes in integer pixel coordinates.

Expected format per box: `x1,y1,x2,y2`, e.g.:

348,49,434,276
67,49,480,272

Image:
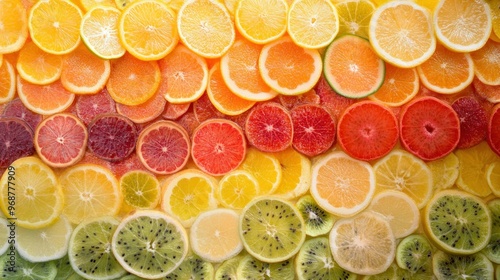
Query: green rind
295,195,335,237
215,255,243,280
164,254,214,280
0,251,57,279
395,234,433,274
432,251,494,280
482,199,500,263
236,254,294,279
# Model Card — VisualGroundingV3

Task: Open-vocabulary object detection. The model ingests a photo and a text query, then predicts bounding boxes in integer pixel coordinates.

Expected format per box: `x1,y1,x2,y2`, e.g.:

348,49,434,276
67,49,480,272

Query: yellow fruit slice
16,41,62,85
427,151,460,191
0,60,16,104
235,0,288,44
0,156,64,229
217,169,259,209
335,0,375,39
238,147,282,195
434,0,492,52
369,1,436,68
79,0,115,11
486,161,500,196
272,147,311,200
178,0,235,58
368,64,419,107
119,170,160,211
0,0,29,53
29,0,83,55
0,218,7,255
59,164,122,224
491,0,500,41
470,39,500,86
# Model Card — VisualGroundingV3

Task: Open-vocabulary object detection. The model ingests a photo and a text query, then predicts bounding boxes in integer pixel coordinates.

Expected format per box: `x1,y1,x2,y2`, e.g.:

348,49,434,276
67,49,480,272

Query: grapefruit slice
75,88,116,126
0,117,34,169
17,77,75,116
2,98,42,131
451,96,488,149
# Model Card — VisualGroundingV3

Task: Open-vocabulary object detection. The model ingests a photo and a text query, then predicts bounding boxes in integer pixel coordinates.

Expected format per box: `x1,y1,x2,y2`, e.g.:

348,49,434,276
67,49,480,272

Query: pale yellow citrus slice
217,169,259,209
119,170,160,211
79,0,116,11
486,161,500,196
427,151,460,191
335,0,375,39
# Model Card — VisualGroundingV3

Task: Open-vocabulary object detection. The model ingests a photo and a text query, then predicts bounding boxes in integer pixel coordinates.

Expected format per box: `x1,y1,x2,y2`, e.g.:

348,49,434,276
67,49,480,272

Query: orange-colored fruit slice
116,89,166,124
368,64,419,107
28,0,83,55
17,77,75,115
16,41,63,85
259,36,322,95
61,45,110,94
79,0,115,12
220,39,278,101
177,0,235,58
157,44,208,104
0,61,16,104
470,39,500,86
119,0,178,60
0,0,28,53
106,53,161,106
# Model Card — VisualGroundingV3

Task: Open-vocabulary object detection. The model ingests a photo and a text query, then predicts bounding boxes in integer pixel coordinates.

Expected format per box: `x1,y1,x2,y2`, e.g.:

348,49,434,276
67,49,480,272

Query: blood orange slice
191,119,246,176
2,98,42,131
75,87,116,126
337,101,398,161
34,113,88,168
279,89,320,110
315,75,356,120
451,96,488,149
400,96,460,161
193,93,225,123
136,120,190,175
489,104,500,156
0,117,34,169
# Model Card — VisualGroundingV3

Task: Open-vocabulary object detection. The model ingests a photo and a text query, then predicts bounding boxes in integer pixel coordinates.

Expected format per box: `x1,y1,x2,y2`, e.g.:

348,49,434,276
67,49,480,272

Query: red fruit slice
0,117,34,169
472,77,500,103
193,93,225,122
2,98,42,131
244,102,293,152
116,89,166,124
226,109,251,133
337,101,398,161
191,119,246,176
489,104,500,156
109,153,148,179
162,102,190,120
290,104,336,157
315,75,355,120
451,96,488,149
34,113,88,168
175,111,200,136
87,113,137,162
279,89,320,110
400,96,460,161
75,87,116,125
136,120,191,175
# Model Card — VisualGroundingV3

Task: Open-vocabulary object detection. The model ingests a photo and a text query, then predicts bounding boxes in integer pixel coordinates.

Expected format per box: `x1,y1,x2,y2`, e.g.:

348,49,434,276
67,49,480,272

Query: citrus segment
0,0,28,53
0,118,34,169
119,170,160,210
238,147,282,195
116,89,166,124
217,169,259,209
335,0,375,39
0,60,15,104
272,147,310,199
17,77,75,115
368,64,419,107
470,39,500,86
16,41,62,85
193,93,225,123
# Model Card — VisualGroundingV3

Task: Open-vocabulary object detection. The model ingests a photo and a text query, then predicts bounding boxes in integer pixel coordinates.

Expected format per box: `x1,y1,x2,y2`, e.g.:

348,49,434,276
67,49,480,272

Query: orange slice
0,0,28,53
470,39,500,86
369,1,436,68
434,0,492,52
259,36,322,95
17,77,75,115
80,5,126,60
0,61,16,104
220,39,278,101
61,45,110,94
79,0,116,11
28,0,83,55
177,0,235,58
235,0,288,44
119,0,178,60
106,53,161,106
417,43,474,94
16,41,63,85
157,44,208,104
368,64,419,107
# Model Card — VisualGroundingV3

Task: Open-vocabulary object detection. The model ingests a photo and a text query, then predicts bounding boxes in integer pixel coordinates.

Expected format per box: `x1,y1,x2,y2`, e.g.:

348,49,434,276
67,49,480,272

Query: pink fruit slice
291,104,336,157
451,96,488,149
162,102,190,120
75,87,116,125
472,77,500,103
400,96,460,161
87,113,137,162
0,117,34,169
116,89,166,124
193,93,225,122
244,102,293,152
34,113,88,168
175,111,200,136
191,119,246,176
109,153,148,179
315,75,355,120
337,101,398,161
136,120,190,175
2,98,42,131
489,104,500,156
279,89,320,110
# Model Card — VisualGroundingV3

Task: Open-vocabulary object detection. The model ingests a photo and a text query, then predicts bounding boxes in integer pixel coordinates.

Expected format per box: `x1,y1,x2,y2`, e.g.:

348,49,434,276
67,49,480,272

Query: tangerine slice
16,41,62,85
0,0,28,53
0,60,16,104
470,39,500,86
368,64,419,107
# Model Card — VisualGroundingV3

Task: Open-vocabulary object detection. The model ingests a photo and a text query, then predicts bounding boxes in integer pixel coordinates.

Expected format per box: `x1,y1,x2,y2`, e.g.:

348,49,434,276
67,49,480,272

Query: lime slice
0,251,57,279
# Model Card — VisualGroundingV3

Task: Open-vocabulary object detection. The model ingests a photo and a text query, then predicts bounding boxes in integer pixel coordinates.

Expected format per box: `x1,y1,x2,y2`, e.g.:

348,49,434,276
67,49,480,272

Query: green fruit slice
295,195,335,237
112,210,188,279
164,254,214,280
69,216,126,280
395,234,433,274
215,255,243,280
482,198,500,263
0,251,57,279
236,254,294,279
239,196,306,263
54,255,76,280
432,251,494,280
295,237,357,280
424,190,491,255
361,262,397,280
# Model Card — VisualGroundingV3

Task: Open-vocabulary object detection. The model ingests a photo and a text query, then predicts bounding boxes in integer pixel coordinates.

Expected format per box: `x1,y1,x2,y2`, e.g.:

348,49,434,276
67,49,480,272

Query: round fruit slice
236,254,294,279
162,102,190,120
482,199,500,263
315,75,356,120
0,60,16,104
239,196,306,263
324,35,385,98
238,147,282,195
17,77,75,116
432,251,494,280
335,0,375,39
0,251,57,279
16,41,62,85
272,147,311,199
470,40,500,86
427,151,459,190
2,98,42,131
396,234,433,276
119,170,160,210
329,211,395,275
217,170,259,210
69,216,126,279
191,119,246,176
473,77,500,103
337,101,398,161
0,117,34,169
215,255,242,280
75,88,116,126
368,64,419,107
116,89,166,124
34,113,88,168
279,89,320,109
190,208,243,263
87,113,138,162
112,210,189,279
0,0,28,53
452,96,489,149
295,237,357,280
136,120,190,175
164,254,214,280
295,195,335,237
489,104,500,156
399,96,460,161
54,255,76,280
424,190,492,255
486,162,500,196
193,93,225,123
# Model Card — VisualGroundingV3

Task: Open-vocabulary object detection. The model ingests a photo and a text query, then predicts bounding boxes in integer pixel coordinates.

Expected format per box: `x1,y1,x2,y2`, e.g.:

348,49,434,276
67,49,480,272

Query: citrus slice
235,0,288,44
119,0,177,60
177,0,235,58
115,89,166,124
0,252,57,279
427,151,460,190
28,0,83,55
272,147,311,199
452,96,489,149
217,169,260,209
16,41,62,85
473,77,500,103
0,156,63,229
369,1,436,68
0,118,34,169
80,5,126,59
157,44,208,104
119,170,160,210
160,169,218,227
490,104,500,156
166,254,215,279
470,39,500,86
486,161,500,196
287,0,339,49
335,0,375,39
368,64,419,107
0,218,7,256
373,149,433,209
59,164,122,224
259,36,322,95
0,0,28,53
0,60,16,104
17,77,75,115
433,0,492,52
190,208,243,263
238,147,282,195
220,39,278,101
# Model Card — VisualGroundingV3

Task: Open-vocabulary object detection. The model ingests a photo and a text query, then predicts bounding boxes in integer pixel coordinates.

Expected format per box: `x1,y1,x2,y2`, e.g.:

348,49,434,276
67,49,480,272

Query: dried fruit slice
335,0,375,39
16,41,62,85
451,96,488,149
116,89,166,124
470,39,500,86
238,147,282,195
218,170,259,209
0,117,34,169
119,170,160,210
236,255,294,279
433,251,494,280
0,0,28,53
272,147,311,199
490,104,500,156
17,77,75,115
75,88,116,125
368,64,419,107
2,98,42,131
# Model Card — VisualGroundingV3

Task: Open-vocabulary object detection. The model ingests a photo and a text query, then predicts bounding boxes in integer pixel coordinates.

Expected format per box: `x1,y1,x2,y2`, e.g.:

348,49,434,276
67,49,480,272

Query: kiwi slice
215,255,243,280
236,254,294,279
395,234,432,274
295,195,335,237
360,262,397,280
295,237,356,280
54,255,77,280
433,251,494,280
164,254,214,280
0,250,57,279
482,198,500,263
